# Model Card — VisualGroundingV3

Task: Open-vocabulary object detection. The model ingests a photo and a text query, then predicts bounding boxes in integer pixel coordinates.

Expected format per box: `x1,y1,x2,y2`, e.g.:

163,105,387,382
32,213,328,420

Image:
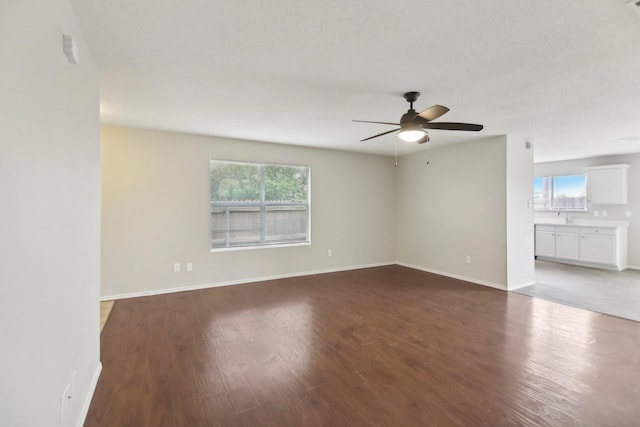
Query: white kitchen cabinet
535,225,555,257
585,164,629,205
555,227,579,260
579,228,615,265
534,223,627,270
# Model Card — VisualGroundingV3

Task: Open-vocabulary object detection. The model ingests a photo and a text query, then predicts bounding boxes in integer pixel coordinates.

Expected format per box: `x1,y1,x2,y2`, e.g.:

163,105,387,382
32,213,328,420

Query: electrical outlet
328,249,333,257
602,211,608,217
173,263,181,273
186,262,193,272
594,211,599,217
626,211,632,218
465,256,471,264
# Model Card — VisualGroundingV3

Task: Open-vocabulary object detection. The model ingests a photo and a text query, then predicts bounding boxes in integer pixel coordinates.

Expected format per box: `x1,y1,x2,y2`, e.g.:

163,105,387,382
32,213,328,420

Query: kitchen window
210,160,310,250
534,174,587,210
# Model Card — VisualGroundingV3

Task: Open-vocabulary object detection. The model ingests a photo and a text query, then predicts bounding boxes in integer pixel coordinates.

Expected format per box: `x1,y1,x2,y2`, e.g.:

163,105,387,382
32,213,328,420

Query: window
534,174,587,210
210,160,310,250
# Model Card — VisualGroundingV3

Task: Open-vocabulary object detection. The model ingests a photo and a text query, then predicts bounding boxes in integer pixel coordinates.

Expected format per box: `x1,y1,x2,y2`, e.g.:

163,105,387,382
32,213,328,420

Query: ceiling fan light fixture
397,129,426,142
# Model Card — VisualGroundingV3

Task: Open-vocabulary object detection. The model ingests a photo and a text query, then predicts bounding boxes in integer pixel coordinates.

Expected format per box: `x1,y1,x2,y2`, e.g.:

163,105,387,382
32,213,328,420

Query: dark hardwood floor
86,265,640,426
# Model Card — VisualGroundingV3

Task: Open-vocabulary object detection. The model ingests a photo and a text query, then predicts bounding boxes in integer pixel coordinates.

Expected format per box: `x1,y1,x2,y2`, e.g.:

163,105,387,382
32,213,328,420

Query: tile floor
516,260,640,322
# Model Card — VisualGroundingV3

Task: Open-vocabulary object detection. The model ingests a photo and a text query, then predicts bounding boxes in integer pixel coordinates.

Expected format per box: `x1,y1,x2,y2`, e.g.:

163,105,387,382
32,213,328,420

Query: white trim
210,241,310,253
101,262,395,301
395,261,507,291
535,256,624,271
628,265,640,270
507,280,536,291
76,362,102,427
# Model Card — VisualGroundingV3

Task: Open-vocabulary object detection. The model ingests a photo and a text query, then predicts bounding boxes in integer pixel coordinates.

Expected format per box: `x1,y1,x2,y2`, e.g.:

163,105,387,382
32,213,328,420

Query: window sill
534,209,588,212
210,241,311,253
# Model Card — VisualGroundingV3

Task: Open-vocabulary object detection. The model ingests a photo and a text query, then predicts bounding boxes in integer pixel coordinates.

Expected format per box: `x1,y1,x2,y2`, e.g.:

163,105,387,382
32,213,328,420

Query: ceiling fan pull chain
425,139,430,166
395,138,398,167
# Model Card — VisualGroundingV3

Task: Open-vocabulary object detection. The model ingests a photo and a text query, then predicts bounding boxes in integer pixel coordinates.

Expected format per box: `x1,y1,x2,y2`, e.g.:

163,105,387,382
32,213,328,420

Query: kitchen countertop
534,218,629,228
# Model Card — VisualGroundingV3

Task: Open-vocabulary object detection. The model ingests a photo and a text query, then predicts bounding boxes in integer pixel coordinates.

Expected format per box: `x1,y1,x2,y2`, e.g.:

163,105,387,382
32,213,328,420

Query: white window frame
534,174,587,211
210,160,311,252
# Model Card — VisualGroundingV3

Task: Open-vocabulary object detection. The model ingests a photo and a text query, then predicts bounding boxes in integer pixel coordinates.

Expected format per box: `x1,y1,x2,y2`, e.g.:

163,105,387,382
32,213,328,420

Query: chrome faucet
557,208,571,223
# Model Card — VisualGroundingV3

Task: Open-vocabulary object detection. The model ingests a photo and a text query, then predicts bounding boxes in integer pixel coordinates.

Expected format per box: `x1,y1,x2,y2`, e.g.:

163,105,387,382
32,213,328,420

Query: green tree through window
210,162,260,201
265,165,307,202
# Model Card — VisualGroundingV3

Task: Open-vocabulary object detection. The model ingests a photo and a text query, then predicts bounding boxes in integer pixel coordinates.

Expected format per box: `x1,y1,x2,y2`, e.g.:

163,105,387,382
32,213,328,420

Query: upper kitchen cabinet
585,164,629,205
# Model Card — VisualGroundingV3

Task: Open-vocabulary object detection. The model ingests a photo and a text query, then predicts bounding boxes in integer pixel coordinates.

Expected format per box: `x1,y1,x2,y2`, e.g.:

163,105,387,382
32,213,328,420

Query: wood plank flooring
86,265,640,426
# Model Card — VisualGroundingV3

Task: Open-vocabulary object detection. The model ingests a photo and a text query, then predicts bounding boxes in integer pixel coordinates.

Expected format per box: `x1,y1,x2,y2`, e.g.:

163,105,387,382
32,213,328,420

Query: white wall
506,135,535,290
0,1,101,426
535,153,640,268
396,136,507,288
101,125,396,298
395,135,534,290
506,135,535,289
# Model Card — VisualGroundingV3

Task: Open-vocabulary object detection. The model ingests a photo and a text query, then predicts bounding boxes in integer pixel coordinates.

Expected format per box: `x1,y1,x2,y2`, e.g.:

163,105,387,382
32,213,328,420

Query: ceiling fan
354,92,483,144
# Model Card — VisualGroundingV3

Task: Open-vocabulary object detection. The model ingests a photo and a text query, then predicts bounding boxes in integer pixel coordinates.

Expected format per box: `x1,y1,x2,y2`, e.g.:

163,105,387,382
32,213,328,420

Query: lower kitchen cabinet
555,227,579,260
579,229,615,265
534,225,556,257
534,223,627,270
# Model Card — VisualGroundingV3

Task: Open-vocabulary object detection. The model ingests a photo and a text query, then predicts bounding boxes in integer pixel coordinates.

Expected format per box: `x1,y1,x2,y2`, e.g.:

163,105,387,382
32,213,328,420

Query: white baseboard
507,280,536,291
536,256,624,271
77,362,102,427
628,265,640,270
395,261,507,291
101,262,395,301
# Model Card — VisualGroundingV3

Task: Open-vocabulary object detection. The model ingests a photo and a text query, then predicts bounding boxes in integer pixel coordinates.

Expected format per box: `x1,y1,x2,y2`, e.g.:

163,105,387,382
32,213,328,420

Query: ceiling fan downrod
402,91,420,111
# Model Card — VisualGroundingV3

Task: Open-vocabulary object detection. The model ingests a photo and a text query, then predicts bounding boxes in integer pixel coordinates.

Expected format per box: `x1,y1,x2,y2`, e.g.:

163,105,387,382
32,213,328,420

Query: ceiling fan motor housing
401,92,421,127
400,111,419,126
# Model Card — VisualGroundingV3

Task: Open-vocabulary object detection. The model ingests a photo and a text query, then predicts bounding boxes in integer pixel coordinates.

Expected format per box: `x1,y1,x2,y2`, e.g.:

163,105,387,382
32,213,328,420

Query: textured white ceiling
71,0,640,162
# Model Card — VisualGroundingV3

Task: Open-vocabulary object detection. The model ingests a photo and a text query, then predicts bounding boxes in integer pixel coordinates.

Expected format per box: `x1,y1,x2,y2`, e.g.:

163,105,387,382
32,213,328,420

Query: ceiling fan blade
417,105,449,122
353,120,400,126
361,128,401,142
422,122,483,131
